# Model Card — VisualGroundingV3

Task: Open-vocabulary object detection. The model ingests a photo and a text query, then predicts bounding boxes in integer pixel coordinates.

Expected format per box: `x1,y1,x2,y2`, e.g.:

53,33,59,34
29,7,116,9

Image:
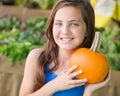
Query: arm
19,48,56,96
83,70,111,96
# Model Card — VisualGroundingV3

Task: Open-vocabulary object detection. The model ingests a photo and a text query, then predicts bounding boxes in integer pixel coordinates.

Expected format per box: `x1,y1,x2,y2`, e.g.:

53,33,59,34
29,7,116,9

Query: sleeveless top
44,66,85,96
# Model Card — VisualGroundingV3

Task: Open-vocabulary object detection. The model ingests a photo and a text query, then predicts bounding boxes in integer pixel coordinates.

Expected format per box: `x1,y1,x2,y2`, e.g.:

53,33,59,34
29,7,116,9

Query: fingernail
84,79,87,82
79,70,82,73
74,65,77,68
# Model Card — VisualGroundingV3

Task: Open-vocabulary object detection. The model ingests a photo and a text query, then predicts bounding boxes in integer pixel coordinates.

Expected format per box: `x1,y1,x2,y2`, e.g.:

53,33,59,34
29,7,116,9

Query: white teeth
62,38,71,41
61,38,73,42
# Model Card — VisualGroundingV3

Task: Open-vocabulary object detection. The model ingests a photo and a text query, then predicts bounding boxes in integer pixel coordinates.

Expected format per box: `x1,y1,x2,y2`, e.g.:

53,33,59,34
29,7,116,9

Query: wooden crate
0,5,50,21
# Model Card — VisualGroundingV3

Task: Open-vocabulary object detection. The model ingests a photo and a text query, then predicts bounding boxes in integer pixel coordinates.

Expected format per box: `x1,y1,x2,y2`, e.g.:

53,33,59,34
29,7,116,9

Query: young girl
19,0,110,96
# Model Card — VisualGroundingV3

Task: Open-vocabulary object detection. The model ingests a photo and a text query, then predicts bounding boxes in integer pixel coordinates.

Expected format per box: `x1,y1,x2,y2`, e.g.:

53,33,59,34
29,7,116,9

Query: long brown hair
35,0,95,91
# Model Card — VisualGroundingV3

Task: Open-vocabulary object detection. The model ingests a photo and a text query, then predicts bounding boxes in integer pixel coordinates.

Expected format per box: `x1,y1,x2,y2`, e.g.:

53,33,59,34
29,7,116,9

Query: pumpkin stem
90,32,102,52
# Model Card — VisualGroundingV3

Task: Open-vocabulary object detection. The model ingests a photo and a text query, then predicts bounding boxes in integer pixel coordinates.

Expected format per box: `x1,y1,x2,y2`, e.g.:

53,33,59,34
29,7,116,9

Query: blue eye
56,23,62,26
71,23,79,26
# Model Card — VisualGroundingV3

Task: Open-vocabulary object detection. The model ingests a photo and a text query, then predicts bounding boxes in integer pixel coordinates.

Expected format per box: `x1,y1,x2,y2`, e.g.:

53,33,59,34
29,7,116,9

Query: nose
61,25,70,35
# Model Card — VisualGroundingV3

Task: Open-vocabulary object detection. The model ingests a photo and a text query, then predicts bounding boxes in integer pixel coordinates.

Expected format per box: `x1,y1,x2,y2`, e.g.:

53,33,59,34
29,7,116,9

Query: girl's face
53,6,86,51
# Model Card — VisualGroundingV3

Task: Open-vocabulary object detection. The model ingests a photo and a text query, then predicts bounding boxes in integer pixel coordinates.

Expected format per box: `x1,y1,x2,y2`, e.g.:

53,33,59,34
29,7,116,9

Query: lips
60,37,74,42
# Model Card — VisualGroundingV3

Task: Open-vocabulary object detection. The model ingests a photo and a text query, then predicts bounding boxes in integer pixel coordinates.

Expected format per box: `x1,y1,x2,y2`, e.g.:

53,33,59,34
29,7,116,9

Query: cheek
75,29,86,42
53,27,59,38
53,25,58,33
77,35,85,43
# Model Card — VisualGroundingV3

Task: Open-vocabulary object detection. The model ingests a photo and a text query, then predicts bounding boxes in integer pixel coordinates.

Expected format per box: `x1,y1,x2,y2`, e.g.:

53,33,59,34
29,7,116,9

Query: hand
49,65,87,92
83,70,111,96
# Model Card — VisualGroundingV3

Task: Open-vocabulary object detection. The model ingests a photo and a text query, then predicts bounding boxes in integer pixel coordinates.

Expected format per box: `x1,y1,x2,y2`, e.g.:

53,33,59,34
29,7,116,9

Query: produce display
0,15,47,65
0,13,120,71
100,26,120,71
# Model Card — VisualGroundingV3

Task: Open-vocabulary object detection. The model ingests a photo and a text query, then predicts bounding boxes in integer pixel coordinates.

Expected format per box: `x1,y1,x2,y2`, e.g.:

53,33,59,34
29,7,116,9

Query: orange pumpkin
69,48,109,84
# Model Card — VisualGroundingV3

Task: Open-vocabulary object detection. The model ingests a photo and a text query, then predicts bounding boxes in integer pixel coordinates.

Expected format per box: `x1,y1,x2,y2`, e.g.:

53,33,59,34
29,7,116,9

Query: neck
58,48,75,66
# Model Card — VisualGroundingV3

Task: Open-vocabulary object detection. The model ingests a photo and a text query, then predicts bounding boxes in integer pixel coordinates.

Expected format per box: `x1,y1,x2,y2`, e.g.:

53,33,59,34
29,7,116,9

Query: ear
90,32,102,52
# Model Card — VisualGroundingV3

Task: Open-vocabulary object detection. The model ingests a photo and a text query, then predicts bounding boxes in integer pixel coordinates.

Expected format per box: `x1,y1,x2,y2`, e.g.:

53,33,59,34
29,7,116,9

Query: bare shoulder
25,48,44,70
28,48,44,58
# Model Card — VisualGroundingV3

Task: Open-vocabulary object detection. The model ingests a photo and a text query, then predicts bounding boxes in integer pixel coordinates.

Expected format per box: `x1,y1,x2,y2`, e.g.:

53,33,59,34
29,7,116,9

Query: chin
60,46,77,51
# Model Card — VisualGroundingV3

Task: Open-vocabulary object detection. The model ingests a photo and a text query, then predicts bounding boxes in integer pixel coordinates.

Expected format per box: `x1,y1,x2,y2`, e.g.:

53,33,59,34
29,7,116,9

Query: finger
69,79,87,85
69,70,83,78
104,70,111,83
70,82,86,88
75,82,86,87
66,65,78,74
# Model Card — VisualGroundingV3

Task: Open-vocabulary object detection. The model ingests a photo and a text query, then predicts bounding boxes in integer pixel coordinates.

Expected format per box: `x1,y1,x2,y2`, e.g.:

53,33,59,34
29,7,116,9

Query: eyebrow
54,19,82,22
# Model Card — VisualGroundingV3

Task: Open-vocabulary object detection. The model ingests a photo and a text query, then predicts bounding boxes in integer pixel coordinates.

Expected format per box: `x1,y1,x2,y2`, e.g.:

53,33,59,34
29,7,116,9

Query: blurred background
0,0,120,96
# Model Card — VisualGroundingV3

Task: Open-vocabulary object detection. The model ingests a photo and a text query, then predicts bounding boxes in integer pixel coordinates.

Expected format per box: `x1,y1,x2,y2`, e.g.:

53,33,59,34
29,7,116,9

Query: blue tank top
44,66,85,96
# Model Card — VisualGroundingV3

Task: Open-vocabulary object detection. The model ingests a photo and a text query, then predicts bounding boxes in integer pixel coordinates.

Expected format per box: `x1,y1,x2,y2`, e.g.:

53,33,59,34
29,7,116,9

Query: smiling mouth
60,38,74,42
